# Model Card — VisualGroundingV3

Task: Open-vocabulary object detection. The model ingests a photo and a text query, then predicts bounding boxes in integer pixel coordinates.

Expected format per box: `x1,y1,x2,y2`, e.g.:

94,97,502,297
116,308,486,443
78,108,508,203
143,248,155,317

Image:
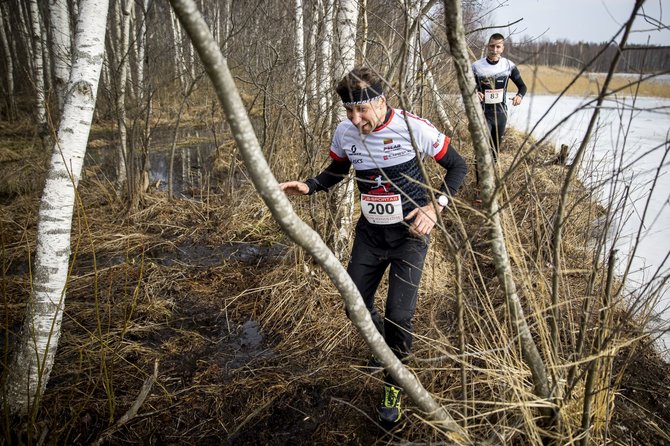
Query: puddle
85,141,217,198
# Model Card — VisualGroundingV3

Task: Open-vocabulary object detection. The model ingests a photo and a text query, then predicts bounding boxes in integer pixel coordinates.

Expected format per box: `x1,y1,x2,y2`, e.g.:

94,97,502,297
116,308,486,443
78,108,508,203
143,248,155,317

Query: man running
472,33,527,162
279,67,467,425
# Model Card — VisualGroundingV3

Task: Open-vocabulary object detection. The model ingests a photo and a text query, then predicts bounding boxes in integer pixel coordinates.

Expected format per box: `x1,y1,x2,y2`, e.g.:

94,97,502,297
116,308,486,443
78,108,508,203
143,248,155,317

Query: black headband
338,83,384,106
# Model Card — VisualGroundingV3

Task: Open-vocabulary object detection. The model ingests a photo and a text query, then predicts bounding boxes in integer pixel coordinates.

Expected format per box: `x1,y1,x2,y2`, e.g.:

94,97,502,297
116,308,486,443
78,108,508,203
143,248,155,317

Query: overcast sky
488,0,670,46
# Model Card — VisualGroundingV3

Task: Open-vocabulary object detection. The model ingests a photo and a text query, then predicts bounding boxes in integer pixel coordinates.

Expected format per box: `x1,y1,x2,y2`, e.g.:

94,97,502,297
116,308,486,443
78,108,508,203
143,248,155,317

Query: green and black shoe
378,384,402,424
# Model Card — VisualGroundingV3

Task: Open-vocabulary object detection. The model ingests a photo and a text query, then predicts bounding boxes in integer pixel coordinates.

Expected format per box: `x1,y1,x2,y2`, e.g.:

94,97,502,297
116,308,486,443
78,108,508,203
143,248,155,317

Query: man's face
487,38,505,61
345,96,387,134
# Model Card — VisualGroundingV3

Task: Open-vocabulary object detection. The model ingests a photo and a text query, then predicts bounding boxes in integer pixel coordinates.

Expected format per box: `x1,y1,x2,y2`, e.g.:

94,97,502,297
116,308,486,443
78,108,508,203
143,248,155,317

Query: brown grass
516,65,670,98
2,81,669,445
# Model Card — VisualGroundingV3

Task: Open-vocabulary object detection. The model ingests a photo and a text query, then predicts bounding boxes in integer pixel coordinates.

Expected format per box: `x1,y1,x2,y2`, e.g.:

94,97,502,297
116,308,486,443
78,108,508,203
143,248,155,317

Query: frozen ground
507,94,670,359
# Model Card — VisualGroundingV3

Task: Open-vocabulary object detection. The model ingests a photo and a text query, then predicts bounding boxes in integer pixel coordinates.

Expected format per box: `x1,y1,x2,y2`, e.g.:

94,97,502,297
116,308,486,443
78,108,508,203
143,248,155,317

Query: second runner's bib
484,88,504,104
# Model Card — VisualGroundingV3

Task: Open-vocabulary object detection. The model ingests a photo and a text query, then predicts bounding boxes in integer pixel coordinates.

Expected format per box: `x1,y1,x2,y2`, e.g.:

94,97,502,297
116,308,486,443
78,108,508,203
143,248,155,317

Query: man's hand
405,203,443,236
477,91,484,102
279,181,309,195
512,95,523,106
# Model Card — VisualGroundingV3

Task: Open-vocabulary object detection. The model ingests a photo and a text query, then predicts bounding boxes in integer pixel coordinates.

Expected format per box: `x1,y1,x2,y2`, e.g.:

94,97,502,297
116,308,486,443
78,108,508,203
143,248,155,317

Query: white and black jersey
306,107,467,225
472,57,527,112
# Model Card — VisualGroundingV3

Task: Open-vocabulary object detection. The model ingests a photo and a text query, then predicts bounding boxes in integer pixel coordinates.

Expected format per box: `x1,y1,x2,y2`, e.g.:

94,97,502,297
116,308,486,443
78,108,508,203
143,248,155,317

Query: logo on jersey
383,138,393,144
350,145,357,153
367,175,392,194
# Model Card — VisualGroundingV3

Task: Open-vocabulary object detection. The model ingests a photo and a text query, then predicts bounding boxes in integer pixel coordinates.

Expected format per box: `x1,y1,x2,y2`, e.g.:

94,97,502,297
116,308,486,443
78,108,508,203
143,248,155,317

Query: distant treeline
508,39,670,73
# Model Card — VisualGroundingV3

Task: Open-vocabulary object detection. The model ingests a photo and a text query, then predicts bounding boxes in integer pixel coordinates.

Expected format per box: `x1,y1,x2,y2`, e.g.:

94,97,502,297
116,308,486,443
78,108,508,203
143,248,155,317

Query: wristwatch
437,194,449,208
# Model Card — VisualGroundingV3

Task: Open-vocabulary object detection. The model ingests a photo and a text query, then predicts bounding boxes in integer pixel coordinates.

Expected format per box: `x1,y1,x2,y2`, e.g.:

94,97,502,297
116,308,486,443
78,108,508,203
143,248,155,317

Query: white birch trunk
333,0,356,81
221,0,231,55
167,1,466,437
169,6,187,89
317,0,333,122
48,0,72,111
115,0,130,189
294,0,309,126
5,0,109,417
307,3,317,110
329,0,358,258
28,0,47,132
136,0,149,101
402,0,421,106
0,4,16,118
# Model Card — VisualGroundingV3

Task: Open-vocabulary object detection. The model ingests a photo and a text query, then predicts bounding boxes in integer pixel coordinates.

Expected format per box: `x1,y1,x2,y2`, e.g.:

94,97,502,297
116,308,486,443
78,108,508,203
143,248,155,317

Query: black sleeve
510,66,527,97
304,159,352,195
436,144,468,196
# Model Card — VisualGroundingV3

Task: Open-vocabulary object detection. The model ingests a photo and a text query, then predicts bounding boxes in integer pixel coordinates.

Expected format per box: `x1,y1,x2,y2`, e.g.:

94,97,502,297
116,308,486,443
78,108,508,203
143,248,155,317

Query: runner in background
472,33,527,184
279,67,467,426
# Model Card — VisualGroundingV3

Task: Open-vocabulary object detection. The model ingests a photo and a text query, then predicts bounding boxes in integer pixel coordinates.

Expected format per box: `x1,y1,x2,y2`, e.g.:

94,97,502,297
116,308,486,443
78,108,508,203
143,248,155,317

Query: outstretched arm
279,159,351,195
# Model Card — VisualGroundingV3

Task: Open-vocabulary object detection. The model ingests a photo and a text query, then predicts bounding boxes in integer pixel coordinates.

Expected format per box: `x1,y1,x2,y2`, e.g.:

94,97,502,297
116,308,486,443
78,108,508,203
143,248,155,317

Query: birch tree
401,0,421,106
442,0,554,420
28,0,47,135
0,3,16,119
317,0,334,122
135,0,150,101
48,0,71,111
5,0,109,417
294,0,309,126
327,0,358,258
167,0,467,438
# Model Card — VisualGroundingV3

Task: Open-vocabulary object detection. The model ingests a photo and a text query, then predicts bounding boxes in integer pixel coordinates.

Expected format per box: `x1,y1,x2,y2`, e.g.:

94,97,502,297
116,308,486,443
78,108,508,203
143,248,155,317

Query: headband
339,83,384,106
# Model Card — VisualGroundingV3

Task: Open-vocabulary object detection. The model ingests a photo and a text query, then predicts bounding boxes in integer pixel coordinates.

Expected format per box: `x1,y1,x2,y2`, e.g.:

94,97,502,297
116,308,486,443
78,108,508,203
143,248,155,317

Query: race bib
361,194,403,225
484,88,504,104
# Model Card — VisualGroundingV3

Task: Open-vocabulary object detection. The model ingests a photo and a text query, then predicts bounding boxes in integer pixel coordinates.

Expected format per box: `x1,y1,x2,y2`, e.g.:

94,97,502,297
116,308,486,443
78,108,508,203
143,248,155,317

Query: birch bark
0,4,16,118
294,0,309,126
28,0,47,133
5,0,109,417
328,0,358,259
317,0,333,123
48,0,72,111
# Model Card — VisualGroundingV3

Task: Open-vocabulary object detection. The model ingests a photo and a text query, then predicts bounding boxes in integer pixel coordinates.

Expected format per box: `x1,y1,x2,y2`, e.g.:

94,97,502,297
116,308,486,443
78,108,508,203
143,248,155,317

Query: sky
489,0,670,46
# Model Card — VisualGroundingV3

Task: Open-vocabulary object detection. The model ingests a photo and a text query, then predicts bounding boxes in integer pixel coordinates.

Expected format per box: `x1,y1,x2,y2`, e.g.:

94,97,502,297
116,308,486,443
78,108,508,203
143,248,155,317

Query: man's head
486,33,505,62
336,67,387,134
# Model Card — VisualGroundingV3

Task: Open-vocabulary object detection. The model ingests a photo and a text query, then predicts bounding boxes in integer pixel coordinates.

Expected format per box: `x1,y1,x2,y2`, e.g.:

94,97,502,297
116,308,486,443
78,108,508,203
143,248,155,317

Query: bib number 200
361,194,403,225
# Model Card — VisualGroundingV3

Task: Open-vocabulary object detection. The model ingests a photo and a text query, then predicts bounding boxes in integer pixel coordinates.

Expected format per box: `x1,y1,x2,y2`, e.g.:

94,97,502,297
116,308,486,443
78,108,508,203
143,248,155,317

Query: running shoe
378,384,402,424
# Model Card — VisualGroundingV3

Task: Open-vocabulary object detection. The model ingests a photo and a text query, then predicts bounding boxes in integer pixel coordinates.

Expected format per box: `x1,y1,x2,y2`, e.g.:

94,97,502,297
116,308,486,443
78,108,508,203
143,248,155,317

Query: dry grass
2,87,669,445
517,65,670,98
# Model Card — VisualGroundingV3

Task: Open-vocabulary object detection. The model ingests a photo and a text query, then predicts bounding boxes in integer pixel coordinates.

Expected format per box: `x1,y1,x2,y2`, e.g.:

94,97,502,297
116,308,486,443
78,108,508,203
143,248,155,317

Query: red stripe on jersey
433,136,451,161
329,150,348,162
372,108,395,132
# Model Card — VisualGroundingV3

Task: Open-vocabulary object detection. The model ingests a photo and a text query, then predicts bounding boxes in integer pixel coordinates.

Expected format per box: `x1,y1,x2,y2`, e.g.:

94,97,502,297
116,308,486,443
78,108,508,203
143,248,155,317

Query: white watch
437,194,449,208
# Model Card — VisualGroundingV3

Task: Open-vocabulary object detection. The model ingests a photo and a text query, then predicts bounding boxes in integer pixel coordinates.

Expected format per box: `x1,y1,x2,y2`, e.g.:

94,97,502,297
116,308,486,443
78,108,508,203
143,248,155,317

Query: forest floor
2,122,670,445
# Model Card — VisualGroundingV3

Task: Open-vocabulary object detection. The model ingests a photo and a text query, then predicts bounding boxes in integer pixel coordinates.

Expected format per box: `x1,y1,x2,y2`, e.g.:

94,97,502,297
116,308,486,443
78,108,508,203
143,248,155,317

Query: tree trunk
327,0,358,259
5,0,109,417
168,0,467,438
442,0,553,416
114,0,130,193
294,0,309,126
48,0,72,112
317,0,333,123
28,0,47,137
136,0,149,101
0,3,16,119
